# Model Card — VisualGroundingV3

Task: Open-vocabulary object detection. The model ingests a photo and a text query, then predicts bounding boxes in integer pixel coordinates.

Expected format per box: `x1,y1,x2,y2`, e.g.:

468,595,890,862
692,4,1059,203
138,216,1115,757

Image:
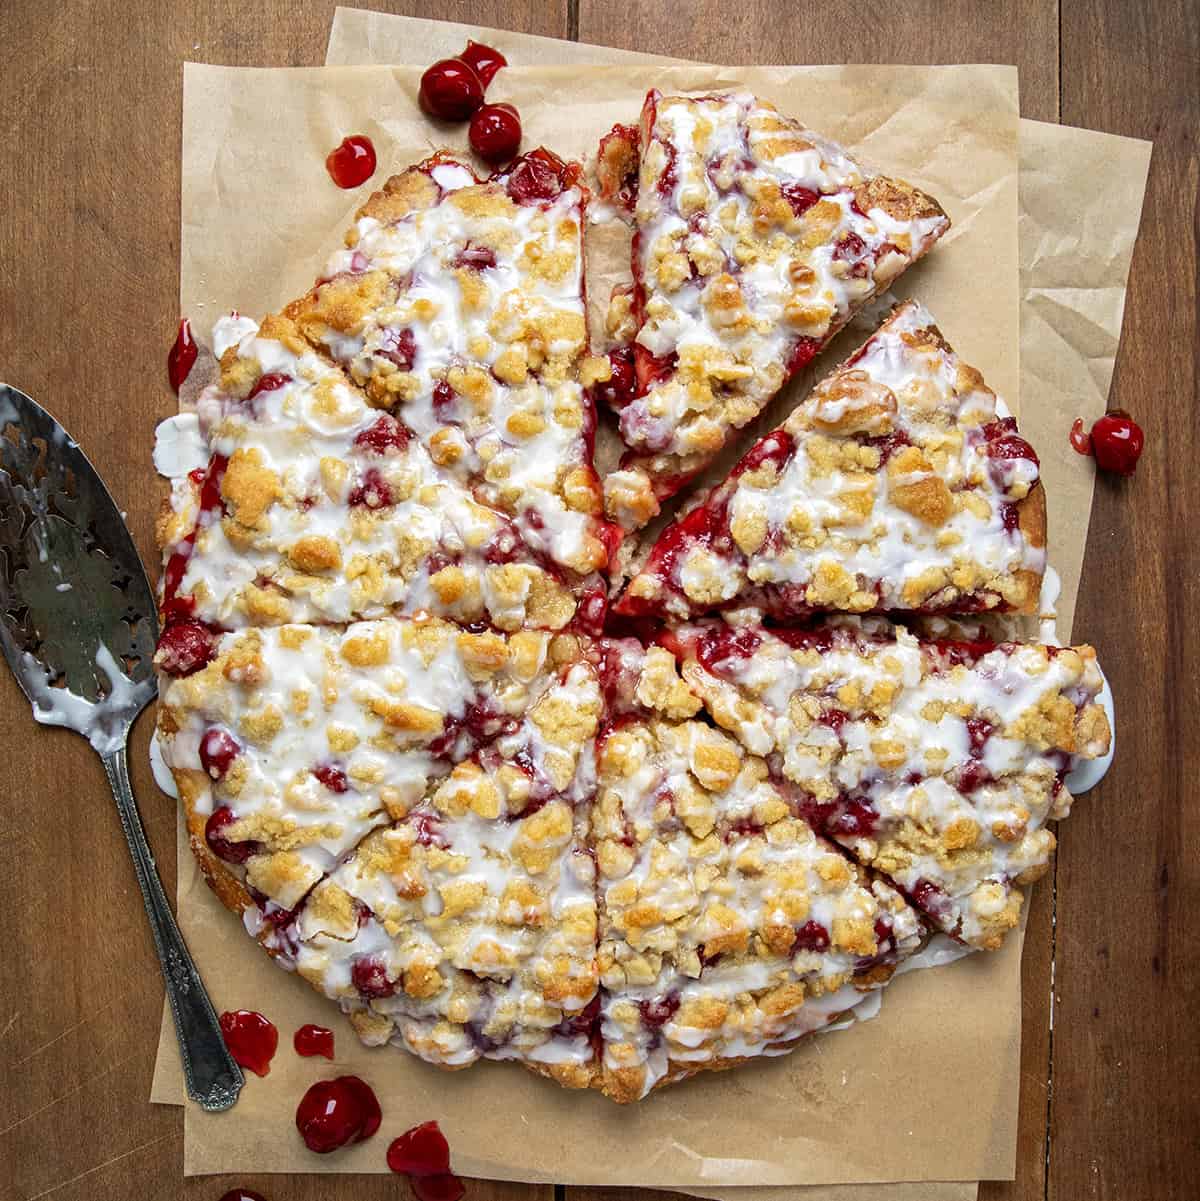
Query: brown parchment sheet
146,13,1148,1189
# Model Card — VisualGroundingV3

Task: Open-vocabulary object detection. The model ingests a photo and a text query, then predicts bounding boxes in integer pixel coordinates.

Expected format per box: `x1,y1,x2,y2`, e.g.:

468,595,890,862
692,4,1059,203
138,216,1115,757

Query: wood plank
570,4,1059,1201
577,0,1059,120
1050,3,1200,1200
0,3,563,1199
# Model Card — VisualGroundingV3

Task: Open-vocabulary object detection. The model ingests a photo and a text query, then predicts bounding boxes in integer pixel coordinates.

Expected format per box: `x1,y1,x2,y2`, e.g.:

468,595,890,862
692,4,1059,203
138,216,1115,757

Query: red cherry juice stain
167,318,197,393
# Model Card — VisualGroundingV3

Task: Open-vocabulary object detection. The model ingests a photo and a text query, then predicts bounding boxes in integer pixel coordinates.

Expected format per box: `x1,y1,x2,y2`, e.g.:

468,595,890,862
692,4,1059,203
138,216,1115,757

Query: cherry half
294,1023,335,1059
1090,410,1144,476
326,135,377,189
387,1120,464,1201
295,1076,381,1153
167,317,197,394
459,39,507,88
419,59,484,122
219,1010,278,1077
469,103,521,165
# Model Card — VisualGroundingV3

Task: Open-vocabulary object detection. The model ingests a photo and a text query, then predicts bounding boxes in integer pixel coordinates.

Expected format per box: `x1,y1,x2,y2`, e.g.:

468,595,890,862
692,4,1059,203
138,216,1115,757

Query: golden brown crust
175,763,259,925
596,1010,860,1102
854,175,949,226
1013,481,1048,613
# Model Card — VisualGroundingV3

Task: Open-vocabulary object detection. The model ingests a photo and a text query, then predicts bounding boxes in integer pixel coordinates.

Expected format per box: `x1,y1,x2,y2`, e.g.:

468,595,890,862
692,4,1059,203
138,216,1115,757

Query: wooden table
0,2,1195,1198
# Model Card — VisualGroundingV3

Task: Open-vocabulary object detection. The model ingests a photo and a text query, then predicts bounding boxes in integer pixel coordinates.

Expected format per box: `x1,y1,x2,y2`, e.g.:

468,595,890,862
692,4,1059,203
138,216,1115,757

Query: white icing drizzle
22,642,139,755
152,413,208,479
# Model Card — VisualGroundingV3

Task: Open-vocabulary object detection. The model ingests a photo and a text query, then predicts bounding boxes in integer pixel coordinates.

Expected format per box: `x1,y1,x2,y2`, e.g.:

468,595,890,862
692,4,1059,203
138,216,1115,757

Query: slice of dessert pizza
596,92,949,529
155,616,603,934
283,149,621,579
616,301,1046,621
282,673,603,1092
593,716,923,1102
157,311,595,639
665,619,1111,949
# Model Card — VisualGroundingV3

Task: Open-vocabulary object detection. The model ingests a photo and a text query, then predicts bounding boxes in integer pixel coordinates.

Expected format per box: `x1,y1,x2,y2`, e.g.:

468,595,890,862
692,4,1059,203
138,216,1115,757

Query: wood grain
1048,2,1200,1199
577,0,1060,121
0,2,1196,1199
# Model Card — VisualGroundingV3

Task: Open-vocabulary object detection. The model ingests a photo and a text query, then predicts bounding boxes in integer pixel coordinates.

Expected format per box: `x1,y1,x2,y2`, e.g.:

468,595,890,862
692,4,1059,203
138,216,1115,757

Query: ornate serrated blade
0,383,158,747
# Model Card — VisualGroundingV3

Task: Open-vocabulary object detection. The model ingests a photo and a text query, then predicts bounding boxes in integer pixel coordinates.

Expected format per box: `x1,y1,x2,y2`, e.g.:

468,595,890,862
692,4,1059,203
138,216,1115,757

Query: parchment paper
148,12,1149,1191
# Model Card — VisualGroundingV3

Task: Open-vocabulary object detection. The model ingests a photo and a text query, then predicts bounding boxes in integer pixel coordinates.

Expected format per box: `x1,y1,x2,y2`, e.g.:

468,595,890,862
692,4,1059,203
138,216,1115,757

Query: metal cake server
0,383,243,1112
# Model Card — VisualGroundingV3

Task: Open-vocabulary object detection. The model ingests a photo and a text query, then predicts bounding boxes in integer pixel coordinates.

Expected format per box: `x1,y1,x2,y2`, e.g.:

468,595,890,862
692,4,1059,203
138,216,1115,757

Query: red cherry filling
505,148,574,204
205,806,260,865
325,134,377,189
348,468,393,509
351,955,397,999
638,993,680,1028
459,39,507,88
353,414,411,456
786,335,822,375
694,624,762,677
956,758,992,794
312,762,350,793
412,813,450,849
167,317,197,394
863,429,912,464
469,103,522,165
295,1075,381,1153
294,1023,335,1059
592,345,636,411
818,708,849,736
908,877,950,918
199,727,242,780
219,1009,278,1076
965,716,994,754
1069,417,1092,456
792,920,831,953
1089,409,1144,476
828,797,879,837
246,372,291,402
432,380,458,422
418,58,484,122
377,325,417,370
781,183,820,216
154,619,218,677
453,243,497,271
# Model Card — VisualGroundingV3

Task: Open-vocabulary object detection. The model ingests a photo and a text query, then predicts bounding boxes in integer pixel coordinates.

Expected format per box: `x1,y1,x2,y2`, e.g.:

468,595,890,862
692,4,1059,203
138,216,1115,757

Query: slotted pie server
0,382,243,1111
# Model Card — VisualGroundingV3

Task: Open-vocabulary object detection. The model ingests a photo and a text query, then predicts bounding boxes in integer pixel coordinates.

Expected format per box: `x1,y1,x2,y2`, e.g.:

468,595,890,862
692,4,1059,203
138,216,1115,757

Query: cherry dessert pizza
616,300,1045,621
596,91,950,530
153,127,1108,1102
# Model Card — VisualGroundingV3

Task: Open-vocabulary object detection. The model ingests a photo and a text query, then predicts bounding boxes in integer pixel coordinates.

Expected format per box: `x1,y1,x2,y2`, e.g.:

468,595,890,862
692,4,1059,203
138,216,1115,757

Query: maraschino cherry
326,135,377,189
219,1010,278,1077
419,59,484,121
469,103,521,165
1071,410,1144,476
295,1076,382,1153
387,1121,464,1201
